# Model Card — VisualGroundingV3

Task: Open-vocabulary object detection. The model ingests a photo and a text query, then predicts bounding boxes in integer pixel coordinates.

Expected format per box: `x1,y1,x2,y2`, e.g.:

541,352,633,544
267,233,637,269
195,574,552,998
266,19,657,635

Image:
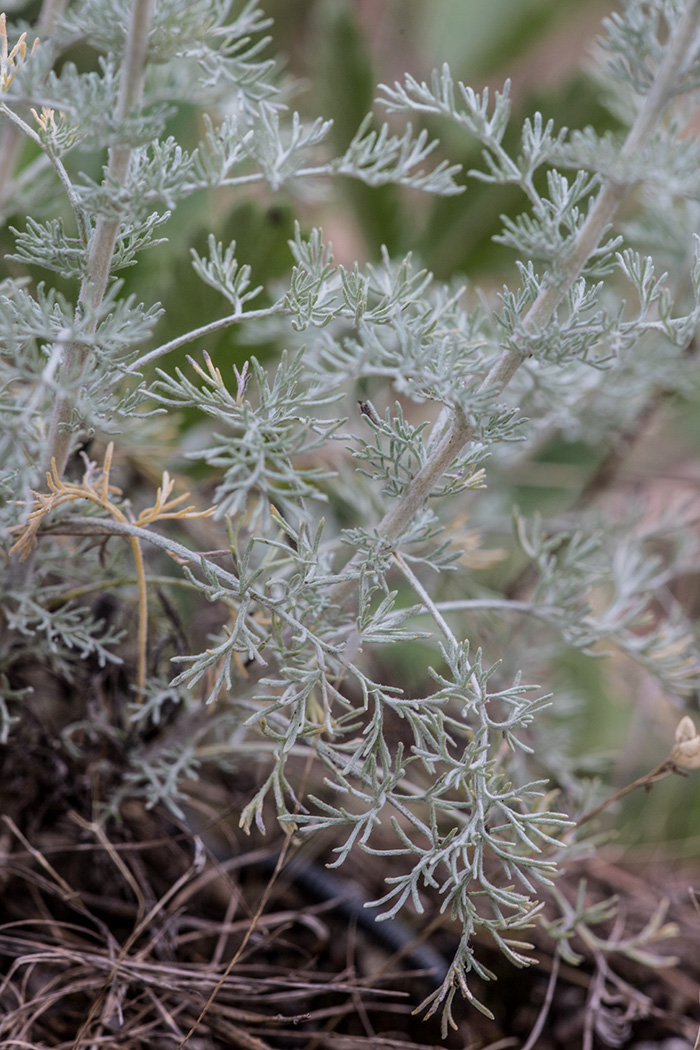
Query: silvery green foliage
3,0,700,1028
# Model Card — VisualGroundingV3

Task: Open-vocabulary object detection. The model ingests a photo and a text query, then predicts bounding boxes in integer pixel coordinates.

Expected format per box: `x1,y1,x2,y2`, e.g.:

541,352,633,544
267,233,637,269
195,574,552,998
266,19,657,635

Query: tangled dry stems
2,789,700,1050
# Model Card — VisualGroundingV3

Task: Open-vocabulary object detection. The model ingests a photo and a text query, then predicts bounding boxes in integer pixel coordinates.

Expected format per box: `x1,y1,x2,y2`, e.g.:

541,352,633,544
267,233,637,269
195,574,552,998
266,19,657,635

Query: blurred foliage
262,0,619,276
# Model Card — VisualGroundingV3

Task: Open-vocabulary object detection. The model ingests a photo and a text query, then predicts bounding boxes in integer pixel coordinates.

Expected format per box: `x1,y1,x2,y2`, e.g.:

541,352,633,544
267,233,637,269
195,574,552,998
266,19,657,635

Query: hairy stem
481,0,700,394
384,0,700,545
44,0,155,476
329,404,472,607
327,1,700,621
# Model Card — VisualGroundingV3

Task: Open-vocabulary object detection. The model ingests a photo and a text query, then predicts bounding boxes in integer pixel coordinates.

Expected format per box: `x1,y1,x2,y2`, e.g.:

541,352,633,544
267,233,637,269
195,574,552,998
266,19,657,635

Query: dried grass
1,758,700,1050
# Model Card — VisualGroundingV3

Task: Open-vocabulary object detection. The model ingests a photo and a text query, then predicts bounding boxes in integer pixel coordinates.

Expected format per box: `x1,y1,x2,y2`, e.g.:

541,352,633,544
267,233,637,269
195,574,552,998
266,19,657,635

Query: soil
1,724,700,1050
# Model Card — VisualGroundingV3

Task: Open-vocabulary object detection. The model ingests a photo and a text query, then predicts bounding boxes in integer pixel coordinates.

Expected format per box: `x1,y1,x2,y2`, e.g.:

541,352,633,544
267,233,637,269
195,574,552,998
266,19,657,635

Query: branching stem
328,0,700,618
482,0,700,394
330,404,472,606
44,0,156,476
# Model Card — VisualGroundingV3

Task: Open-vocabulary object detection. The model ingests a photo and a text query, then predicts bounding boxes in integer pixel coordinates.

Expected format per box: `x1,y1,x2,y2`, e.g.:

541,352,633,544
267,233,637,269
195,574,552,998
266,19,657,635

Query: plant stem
393,551,458,647
368,0,700,558
483,0,700,394
330,404,472,607
521,951,561,1050
81,0,153,315
44,0,155,476
126,302,287,373
570,759,676,834
378,403,472,545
